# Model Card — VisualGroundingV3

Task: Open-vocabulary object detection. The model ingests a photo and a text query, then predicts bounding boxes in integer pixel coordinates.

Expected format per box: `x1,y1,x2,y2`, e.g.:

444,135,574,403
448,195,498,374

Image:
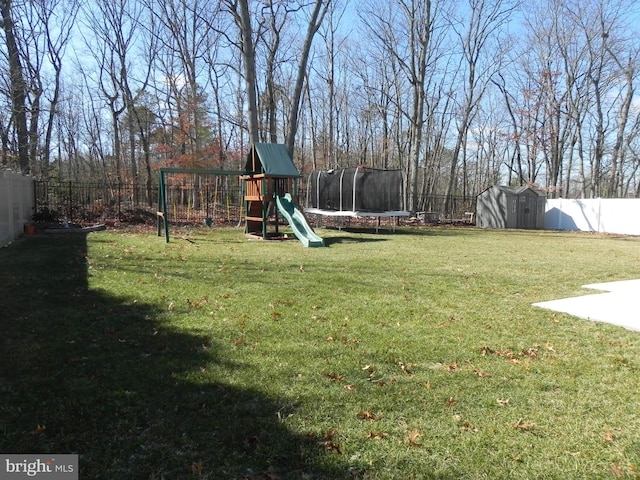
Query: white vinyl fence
0,170,35,247
545,198,640,236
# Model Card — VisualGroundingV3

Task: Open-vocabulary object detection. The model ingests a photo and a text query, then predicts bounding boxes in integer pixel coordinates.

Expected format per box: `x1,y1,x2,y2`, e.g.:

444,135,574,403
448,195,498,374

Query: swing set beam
157,168,246,243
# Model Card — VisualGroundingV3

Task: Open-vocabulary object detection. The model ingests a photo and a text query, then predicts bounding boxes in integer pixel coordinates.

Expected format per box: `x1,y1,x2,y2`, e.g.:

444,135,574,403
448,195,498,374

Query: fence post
68,181,73,222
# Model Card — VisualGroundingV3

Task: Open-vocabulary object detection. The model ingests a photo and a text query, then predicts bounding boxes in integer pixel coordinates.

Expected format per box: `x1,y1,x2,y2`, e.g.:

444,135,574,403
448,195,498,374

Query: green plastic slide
276,193,325,247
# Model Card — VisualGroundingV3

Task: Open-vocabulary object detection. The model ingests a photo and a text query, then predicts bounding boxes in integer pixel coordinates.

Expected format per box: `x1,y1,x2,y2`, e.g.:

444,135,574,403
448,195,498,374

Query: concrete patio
532,279,640,332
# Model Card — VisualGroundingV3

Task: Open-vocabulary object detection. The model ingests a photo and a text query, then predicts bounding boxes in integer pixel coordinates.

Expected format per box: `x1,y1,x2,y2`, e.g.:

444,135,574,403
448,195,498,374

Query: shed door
517,196,533,229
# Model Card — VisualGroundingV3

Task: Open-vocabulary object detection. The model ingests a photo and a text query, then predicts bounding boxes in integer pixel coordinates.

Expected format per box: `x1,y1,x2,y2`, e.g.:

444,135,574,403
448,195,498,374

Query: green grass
1,226,640,479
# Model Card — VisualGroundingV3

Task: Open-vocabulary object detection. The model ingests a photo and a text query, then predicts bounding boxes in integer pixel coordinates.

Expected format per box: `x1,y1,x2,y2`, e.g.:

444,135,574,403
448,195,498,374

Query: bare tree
445,0,516,202
82,0,158,201
491,72,526,185
360,0,443,212
0,0,29,173
202,11,237,169
571,0,639,197
150,0,216,162
518,0,640,198
81,0,131,183
225,0,330,153
284,0,331,155
0,0,82,178
224,0,260,144
598,9,639,197
32,0,80,178
311,1,349,168
257,1,290,143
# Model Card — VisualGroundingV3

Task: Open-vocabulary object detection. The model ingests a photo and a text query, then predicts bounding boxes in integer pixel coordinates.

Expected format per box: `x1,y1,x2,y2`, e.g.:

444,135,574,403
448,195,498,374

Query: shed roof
244,143,300,177
479,185,545,197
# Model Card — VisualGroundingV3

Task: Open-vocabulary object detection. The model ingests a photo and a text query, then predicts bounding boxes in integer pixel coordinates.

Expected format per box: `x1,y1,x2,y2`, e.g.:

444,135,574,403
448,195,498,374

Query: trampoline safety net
307,167,403,212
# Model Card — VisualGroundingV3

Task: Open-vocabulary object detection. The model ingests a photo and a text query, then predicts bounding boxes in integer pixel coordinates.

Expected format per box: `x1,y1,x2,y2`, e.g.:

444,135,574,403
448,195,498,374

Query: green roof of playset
244,143,300,178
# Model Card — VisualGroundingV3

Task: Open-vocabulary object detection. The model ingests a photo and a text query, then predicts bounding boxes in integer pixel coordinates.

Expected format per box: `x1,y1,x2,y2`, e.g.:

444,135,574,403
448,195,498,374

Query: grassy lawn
1,225,640,479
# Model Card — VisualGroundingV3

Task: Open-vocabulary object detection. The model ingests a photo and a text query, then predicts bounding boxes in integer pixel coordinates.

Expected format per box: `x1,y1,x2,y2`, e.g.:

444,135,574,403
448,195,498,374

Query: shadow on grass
0,234,349,479
319,225,481,238
323,235,388,246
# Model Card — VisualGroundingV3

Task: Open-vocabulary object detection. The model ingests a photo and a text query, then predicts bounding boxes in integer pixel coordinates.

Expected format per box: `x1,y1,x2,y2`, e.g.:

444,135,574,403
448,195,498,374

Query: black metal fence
418,195,476,223
34,180,476,227
34,181,245,227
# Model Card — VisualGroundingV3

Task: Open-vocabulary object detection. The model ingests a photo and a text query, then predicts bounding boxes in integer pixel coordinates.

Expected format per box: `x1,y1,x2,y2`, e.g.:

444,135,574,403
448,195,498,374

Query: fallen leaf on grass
323,373,344,382
497,398,510,406
482,344,549,363
318,430,342,454
319,440,342,454
473,368,491,378
615,357,632,368
512,419,535,431
30,424,46,435
341,336,359,345
405,429,421,446
323,430,338,439
189,462,205,473
234,337,245,346
459,422,478,432
398,361,415,375
603,430,617,443
481,346,516,359
357,410,380,421
367,431,388,440
610,464,626,477
522,345,540,359
441,361,458,371
187,296,209,308
445,397,456,408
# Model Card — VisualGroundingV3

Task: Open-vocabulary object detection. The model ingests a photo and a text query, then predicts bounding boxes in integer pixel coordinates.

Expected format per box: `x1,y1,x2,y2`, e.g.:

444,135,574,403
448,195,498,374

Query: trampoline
305,167,409,231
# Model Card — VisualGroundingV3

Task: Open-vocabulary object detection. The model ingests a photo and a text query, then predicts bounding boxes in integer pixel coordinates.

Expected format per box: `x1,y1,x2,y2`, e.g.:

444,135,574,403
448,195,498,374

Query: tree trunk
285,0,329,155
235,0,259,144
0,0,30,174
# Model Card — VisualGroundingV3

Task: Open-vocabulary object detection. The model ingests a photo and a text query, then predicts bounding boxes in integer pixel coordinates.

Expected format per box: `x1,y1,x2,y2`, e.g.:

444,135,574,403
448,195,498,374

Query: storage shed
476,186,545,229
